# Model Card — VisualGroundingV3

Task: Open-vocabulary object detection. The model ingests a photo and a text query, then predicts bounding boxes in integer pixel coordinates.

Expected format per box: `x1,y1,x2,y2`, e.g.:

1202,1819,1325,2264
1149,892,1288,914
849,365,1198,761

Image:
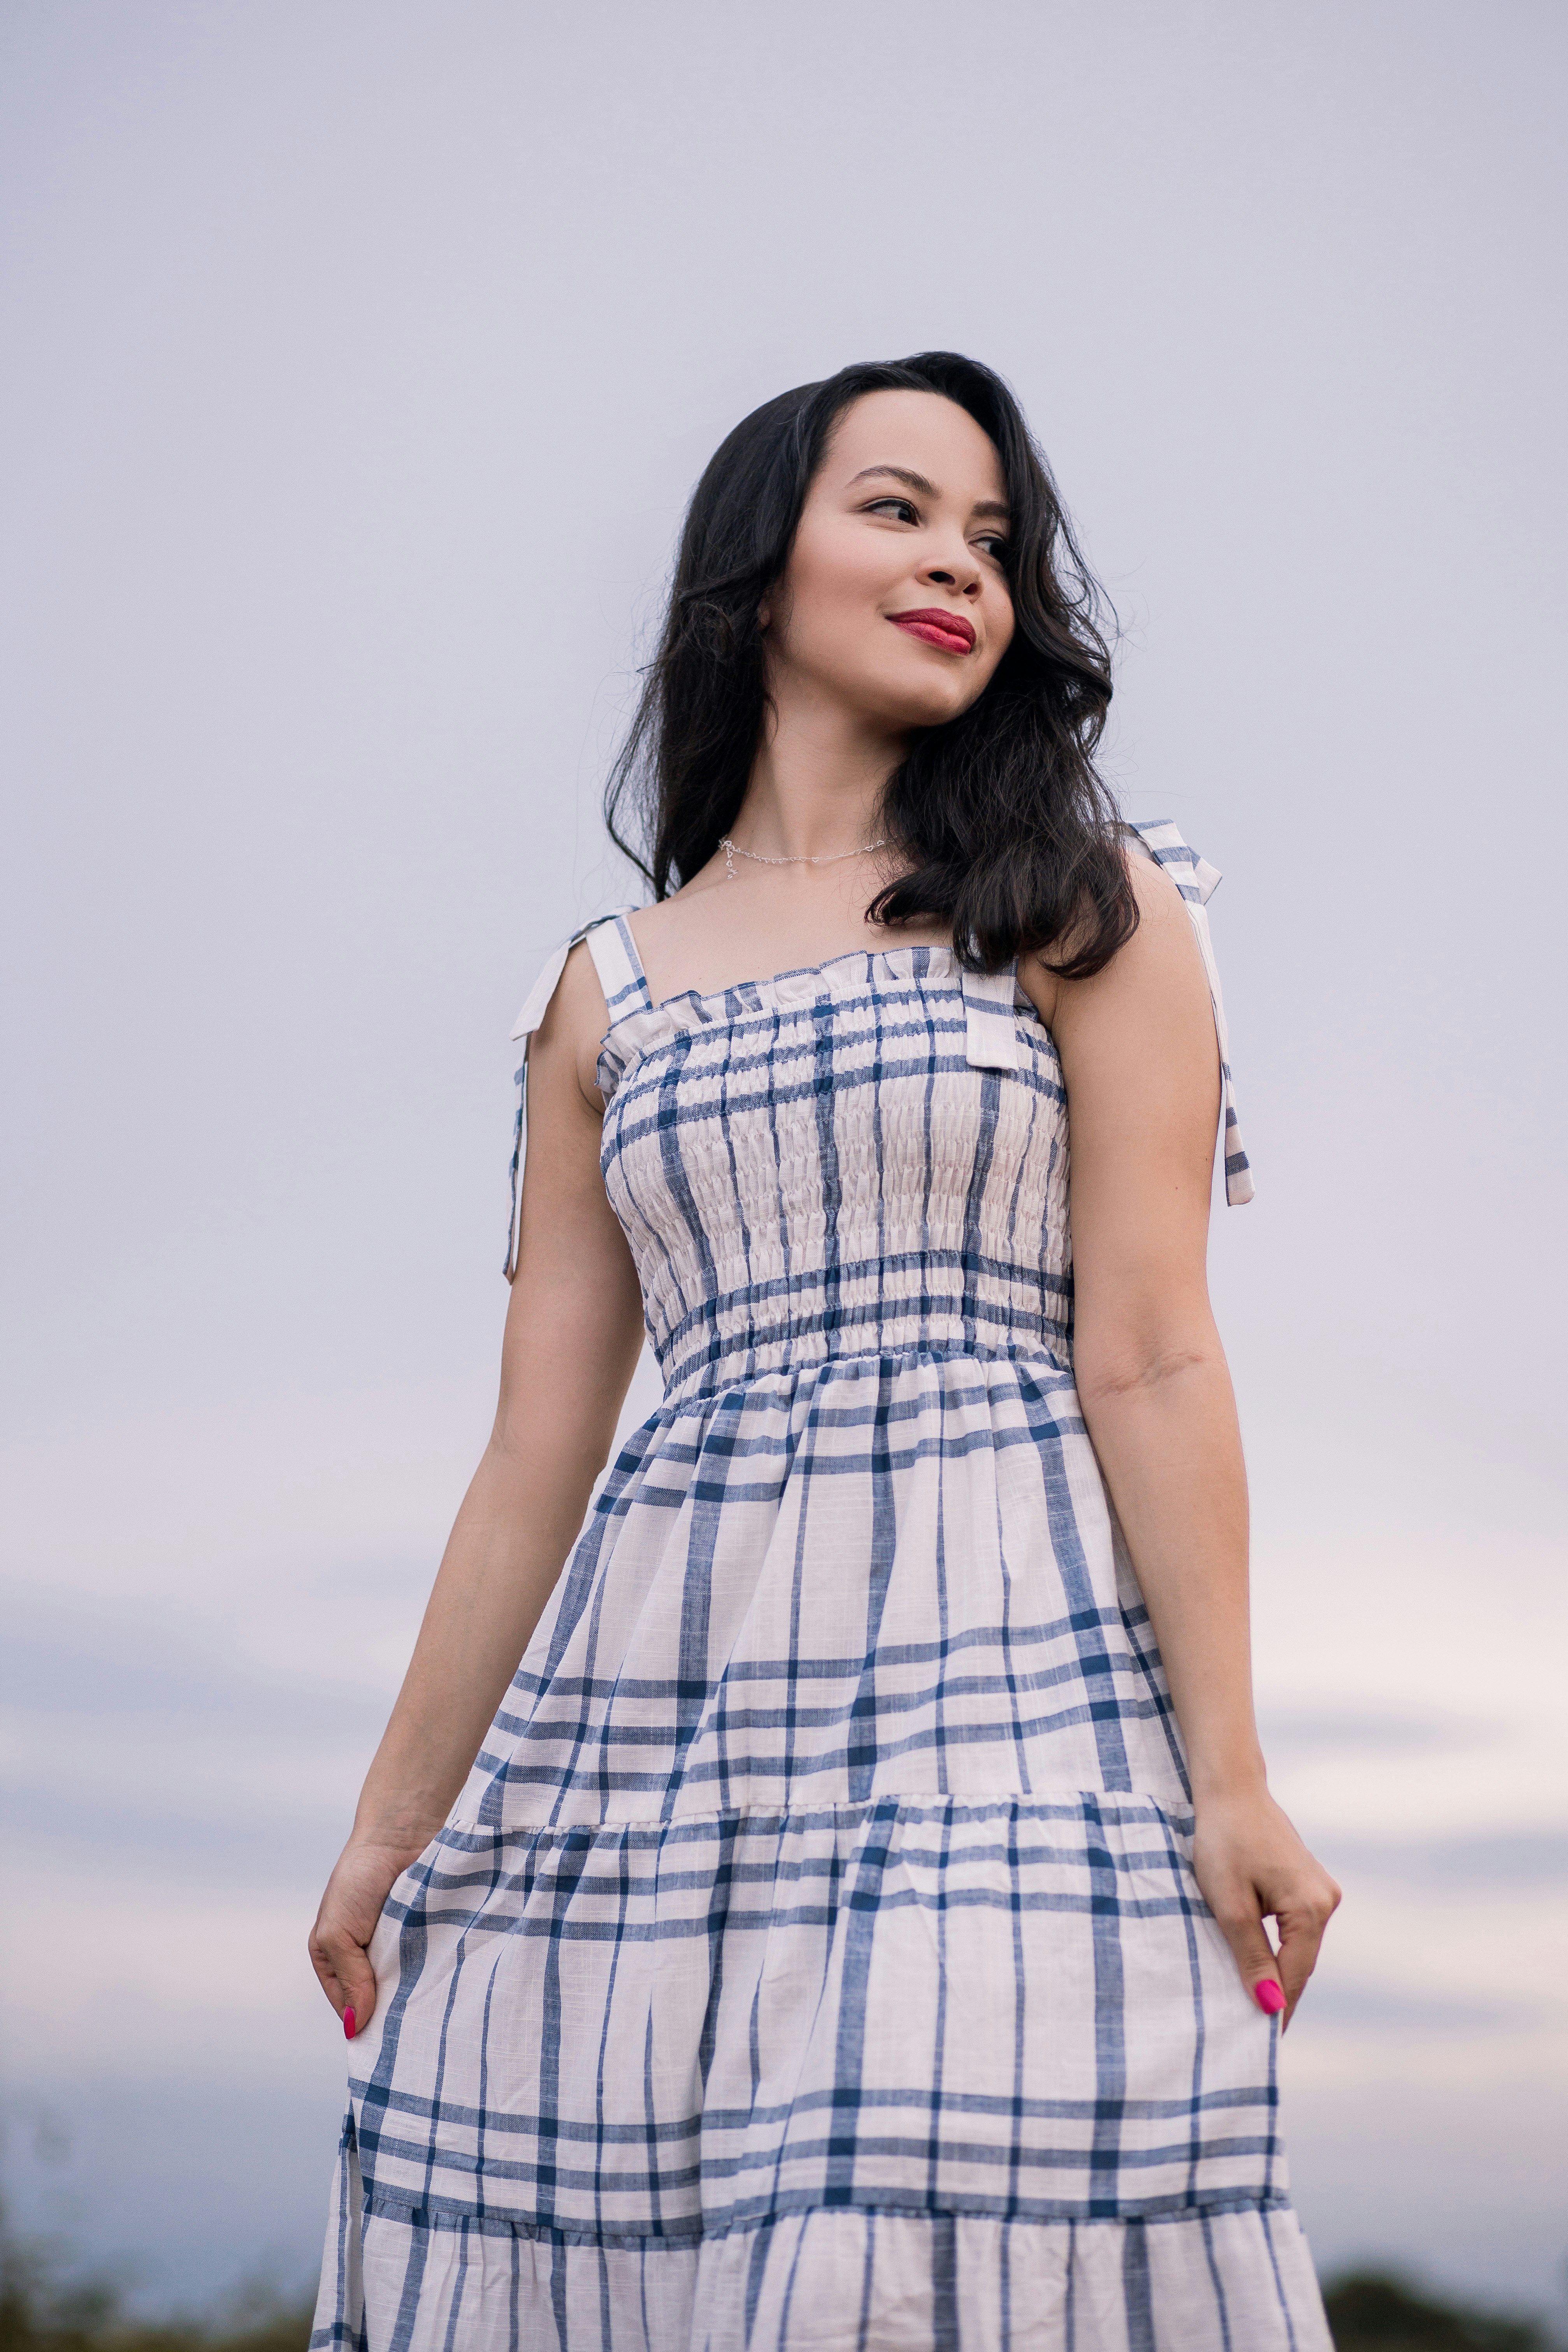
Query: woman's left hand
1191,1786,1341,2029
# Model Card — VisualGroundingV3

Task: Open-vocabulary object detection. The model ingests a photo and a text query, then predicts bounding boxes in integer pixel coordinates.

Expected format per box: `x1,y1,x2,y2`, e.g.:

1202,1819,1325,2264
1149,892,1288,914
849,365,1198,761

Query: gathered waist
658,1330,1074,1409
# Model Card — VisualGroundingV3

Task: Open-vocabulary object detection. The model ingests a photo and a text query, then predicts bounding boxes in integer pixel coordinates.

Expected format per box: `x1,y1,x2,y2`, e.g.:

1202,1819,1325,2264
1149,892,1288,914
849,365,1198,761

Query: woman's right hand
309,1834,430,2038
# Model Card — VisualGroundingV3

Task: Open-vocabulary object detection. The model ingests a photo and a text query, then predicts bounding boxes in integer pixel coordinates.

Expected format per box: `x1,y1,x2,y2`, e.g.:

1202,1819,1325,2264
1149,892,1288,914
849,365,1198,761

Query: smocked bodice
505,820,1251,1402
592,945,1070,1401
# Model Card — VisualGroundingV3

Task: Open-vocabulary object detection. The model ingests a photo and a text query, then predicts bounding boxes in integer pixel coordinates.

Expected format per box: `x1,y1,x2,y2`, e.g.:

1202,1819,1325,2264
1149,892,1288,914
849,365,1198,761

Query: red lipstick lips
889,607,976,655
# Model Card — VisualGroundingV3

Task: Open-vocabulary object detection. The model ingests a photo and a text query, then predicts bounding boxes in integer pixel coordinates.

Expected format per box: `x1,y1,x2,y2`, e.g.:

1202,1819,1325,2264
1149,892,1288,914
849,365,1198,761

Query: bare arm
1024,855,1339,2024
309,943,645,2033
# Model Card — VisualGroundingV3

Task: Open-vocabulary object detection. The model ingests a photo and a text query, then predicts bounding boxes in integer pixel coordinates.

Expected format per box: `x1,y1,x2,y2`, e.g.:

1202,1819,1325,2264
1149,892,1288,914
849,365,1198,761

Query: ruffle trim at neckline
600,941,974,1063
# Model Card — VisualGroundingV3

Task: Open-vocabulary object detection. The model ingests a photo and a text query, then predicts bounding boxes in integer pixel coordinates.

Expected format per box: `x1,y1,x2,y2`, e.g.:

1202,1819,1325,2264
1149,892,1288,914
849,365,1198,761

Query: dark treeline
0,2219,306,2352
1324,2271,1559,2350
0,2277,310,2352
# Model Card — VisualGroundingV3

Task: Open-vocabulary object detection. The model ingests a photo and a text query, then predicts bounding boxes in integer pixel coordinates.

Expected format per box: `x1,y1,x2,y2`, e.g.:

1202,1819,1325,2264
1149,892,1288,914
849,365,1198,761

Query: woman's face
764,389,1016,733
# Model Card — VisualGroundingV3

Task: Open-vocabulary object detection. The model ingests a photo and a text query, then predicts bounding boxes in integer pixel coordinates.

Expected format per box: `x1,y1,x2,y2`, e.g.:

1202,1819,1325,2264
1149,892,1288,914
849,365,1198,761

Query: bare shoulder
623,865,726,960
1112,843,1203,972
1019,844,1203,1034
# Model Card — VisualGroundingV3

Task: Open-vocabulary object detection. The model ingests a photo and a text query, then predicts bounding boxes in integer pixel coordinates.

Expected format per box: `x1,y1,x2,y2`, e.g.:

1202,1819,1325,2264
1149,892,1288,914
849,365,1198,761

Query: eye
865,497,920,525
975,533,1010,562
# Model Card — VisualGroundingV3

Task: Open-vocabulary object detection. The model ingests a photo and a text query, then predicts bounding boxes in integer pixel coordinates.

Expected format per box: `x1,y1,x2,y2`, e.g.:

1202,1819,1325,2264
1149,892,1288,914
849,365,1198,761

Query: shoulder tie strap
581,911,654,1026
962,962,1024,1071
504,905,644,1279
1127,819,1254,1206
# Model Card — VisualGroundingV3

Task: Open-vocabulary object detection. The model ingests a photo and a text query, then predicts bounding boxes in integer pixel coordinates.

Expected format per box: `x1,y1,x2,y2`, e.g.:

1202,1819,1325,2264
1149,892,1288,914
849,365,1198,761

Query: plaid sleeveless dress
312,822,1329,2351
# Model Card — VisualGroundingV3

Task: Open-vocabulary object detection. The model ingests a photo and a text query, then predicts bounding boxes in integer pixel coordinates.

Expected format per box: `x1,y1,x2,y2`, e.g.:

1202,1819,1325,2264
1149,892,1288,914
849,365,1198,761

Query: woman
309,351,1340,2349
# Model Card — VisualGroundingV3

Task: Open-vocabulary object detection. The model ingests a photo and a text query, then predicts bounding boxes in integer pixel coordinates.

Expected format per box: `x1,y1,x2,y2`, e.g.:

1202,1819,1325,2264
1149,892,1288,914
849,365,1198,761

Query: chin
883,683,978,732
839,660,969,734
813,641,987,736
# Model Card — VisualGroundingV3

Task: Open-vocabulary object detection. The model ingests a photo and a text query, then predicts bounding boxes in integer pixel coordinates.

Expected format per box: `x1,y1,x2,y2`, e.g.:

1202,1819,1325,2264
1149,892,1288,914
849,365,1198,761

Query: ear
757,600,771,631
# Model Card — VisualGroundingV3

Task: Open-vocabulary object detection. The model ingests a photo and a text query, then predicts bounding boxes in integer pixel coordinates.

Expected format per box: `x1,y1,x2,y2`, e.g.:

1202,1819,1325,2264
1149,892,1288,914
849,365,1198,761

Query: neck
733,674,909,862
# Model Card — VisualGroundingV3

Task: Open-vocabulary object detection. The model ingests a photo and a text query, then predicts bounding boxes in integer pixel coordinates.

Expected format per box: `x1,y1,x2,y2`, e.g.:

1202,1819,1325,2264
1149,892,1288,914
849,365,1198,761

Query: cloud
1327,1826,1568,1889
1258,1705,1500,1760
1298,1976,1538,2032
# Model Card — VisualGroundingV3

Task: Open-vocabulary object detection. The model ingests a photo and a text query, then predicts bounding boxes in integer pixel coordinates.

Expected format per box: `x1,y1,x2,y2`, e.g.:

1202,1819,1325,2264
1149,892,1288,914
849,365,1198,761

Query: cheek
777,574,890,689
787,528,891,635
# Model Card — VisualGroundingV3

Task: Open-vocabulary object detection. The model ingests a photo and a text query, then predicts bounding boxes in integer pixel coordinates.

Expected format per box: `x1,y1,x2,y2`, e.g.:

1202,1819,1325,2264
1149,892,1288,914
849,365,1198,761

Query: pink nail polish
344,2006,356,2040
1254,1979,1285,2016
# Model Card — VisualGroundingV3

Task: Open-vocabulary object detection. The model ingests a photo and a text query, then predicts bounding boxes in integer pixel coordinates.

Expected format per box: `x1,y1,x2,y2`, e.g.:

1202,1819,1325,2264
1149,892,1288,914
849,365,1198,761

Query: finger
307,1931,345,2010
1213,1894,1286,2020
1273,1903,1331,2029
336,1940,379,2040
311,1931,379,2036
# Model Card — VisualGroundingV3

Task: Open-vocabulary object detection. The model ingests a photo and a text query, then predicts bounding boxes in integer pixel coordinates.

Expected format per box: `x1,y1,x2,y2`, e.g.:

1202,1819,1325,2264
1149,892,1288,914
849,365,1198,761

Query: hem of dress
357,2186,1300,2250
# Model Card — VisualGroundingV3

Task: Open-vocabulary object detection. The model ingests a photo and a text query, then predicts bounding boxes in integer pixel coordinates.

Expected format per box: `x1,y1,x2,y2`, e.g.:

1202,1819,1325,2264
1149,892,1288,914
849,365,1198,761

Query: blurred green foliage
0,2287,311,2352
1325,2270,1556,2350
0,2218,310,2352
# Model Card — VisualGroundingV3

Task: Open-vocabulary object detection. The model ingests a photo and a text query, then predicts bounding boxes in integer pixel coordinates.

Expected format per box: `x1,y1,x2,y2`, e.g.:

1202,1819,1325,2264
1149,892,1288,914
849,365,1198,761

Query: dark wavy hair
604,351,1136,977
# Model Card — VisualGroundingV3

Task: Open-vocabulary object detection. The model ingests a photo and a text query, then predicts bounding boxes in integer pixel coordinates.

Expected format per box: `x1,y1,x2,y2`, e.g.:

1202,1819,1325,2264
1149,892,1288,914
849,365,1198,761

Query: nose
921,545,983,599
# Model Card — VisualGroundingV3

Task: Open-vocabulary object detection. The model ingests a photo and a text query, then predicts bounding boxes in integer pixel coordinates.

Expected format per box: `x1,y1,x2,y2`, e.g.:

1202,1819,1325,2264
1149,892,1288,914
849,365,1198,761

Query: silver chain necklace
720,834,888,881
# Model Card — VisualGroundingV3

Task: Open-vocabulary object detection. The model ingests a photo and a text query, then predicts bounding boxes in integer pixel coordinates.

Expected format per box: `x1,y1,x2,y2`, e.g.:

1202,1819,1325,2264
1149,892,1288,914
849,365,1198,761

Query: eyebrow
846,464,1010,522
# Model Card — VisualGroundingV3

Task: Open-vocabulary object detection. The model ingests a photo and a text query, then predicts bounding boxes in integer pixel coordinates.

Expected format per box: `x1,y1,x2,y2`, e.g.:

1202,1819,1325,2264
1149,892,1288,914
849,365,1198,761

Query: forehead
822,388,1006,500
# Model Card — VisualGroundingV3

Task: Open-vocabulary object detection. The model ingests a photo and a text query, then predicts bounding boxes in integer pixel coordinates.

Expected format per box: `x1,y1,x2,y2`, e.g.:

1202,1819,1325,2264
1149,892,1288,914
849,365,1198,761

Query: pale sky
3,0,1565,2322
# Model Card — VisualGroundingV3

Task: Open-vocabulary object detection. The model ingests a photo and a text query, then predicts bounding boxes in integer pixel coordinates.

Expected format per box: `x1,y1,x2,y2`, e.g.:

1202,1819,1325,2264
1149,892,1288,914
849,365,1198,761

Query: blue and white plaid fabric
313,825,1324,2348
